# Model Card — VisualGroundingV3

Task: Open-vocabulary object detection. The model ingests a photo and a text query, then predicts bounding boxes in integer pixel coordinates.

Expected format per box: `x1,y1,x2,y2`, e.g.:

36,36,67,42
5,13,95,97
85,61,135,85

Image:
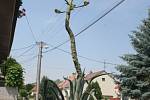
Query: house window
102,78,105,82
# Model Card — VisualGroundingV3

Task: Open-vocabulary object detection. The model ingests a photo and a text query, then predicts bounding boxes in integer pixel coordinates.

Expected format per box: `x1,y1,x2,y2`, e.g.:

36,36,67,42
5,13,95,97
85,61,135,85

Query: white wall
84,74,119,98
0,87,18,100
94,75,118,97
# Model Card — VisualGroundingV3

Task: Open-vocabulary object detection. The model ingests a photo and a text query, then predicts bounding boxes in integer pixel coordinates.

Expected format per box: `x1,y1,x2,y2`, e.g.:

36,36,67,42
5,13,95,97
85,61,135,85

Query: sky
10,0,150,84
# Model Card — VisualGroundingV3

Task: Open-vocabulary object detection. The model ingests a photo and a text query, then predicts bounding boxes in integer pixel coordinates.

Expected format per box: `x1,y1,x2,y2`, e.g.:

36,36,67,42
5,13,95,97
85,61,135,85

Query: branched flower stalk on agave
53,0,102,100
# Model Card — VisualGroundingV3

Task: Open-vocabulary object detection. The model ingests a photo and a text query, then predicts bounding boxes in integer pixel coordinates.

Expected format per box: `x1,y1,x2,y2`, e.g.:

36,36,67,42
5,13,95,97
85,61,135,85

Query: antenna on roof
103,60,106,71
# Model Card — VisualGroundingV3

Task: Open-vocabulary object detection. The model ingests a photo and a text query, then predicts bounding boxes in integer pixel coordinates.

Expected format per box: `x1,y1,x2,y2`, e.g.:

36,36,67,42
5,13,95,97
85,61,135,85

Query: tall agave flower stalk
54,0,103,100
64,0,88,99
65,0,84,77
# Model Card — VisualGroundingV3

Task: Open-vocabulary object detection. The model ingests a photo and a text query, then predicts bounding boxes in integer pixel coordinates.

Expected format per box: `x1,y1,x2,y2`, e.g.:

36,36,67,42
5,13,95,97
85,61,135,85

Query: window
102,78,105,82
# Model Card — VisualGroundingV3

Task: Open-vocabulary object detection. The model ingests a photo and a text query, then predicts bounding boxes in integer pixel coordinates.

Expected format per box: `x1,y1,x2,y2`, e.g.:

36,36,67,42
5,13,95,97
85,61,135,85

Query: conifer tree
117,10,150,99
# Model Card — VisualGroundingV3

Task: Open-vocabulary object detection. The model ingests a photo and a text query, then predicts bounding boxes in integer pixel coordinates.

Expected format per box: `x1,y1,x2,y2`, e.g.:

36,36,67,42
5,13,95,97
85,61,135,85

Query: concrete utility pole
36,41,47,100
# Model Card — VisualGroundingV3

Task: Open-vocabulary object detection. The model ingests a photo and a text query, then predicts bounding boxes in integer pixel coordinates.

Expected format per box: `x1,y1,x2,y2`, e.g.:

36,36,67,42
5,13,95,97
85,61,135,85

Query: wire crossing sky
43,0,126,53
11,0,150,83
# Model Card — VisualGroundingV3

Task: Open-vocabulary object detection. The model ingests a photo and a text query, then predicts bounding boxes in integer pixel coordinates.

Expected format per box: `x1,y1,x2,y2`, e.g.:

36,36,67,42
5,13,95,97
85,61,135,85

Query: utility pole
35,41,47,100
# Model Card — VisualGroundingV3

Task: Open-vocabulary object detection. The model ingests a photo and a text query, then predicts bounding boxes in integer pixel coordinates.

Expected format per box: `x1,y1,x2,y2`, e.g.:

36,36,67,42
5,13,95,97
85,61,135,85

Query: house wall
84,74,119,98
61,88,71,100
0,87,18,100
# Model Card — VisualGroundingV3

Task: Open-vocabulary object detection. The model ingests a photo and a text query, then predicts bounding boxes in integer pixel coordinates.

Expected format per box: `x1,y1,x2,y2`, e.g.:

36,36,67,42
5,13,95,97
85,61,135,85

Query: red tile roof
58,70,108,89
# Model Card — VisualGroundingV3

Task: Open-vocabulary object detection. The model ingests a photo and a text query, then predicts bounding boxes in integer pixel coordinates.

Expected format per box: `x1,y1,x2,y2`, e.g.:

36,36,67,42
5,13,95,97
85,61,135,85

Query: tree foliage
0,57,24,88
117,9,150,99
19,88,28,98
25,83,34,93
18,84,34,100
82,81,103,100
0,57,17,76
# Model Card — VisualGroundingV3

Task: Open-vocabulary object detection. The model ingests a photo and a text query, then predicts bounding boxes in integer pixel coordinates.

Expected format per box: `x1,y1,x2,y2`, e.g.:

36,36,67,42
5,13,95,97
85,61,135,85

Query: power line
25,15,38,42
19,0,124,70
41,1,84,42
39,4,66,39
15,44,36,58
19,55,38,63
11,44,35,51
17,53,37,57
75,0,126,37
46,44,119,66
43,0,126,53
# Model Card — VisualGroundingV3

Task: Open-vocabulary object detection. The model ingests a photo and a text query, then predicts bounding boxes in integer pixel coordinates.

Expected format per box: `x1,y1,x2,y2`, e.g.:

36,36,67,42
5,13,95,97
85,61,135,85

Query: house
31,83,36,96
58,70,121,100
84,70,121,100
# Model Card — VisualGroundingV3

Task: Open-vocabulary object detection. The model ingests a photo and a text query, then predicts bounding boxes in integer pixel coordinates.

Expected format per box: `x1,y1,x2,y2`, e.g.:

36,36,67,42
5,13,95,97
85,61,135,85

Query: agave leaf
81,91,90,100
49,86,62,100
72,78,76,95
64,77,74,100
78,78,85,97
46,79,65,100
74,78,81,99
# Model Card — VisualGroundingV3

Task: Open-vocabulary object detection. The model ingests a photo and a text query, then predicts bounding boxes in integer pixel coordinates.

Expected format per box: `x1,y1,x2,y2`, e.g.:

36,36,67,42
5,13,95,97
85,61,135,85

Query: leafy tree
91,81,103,99
25,83,34,94
19,88,28,99
1,57,24,88
83,81,103,100
117,9,150,99
0,57,17,76
5,63,24,88
18,84,34,100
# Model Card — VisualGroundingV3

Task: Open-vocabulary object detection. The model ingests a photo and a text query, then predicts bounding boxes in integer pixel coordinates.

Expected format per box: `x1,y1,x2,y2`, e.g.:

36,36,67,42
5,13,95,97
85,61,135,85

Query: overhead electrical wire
41,1,84,41
46,44,119,66
39,4,66,39
74,0,126,37
43,0,126,53
15,44,36,58
11,44,35,51
19,55,38,63
25,15,38,42
19,0,125,67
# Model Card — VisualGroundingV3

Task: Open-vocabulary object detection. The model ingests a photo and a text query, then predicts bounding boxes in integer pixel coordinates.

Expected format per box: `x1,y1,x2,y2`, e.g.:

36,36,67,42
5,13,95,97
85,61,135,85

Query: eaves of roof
0,0,21,63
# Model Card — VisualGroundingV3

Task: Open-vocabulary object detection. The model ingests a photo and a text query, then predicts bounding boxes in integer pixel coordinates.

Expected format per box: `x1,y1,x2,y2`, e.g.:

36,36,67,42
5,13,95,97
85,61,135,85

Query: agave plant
51,0,103,99
40,74,102,100
64,72,103,100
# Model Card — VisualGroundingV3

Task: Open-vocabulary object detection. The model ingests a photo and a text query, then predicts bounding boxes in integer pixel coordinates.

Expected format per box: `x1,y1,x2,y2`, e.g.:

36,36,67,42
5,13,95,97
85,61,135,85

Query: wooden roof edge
8,0,22,54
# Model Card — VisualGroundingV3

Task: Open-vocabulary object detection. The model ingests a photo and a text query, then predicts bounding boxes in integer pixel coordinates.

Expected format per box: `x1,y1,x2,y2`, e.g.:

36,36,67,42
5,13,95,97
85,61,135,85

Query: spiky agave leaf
64,77,74,100
40,78,64,100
